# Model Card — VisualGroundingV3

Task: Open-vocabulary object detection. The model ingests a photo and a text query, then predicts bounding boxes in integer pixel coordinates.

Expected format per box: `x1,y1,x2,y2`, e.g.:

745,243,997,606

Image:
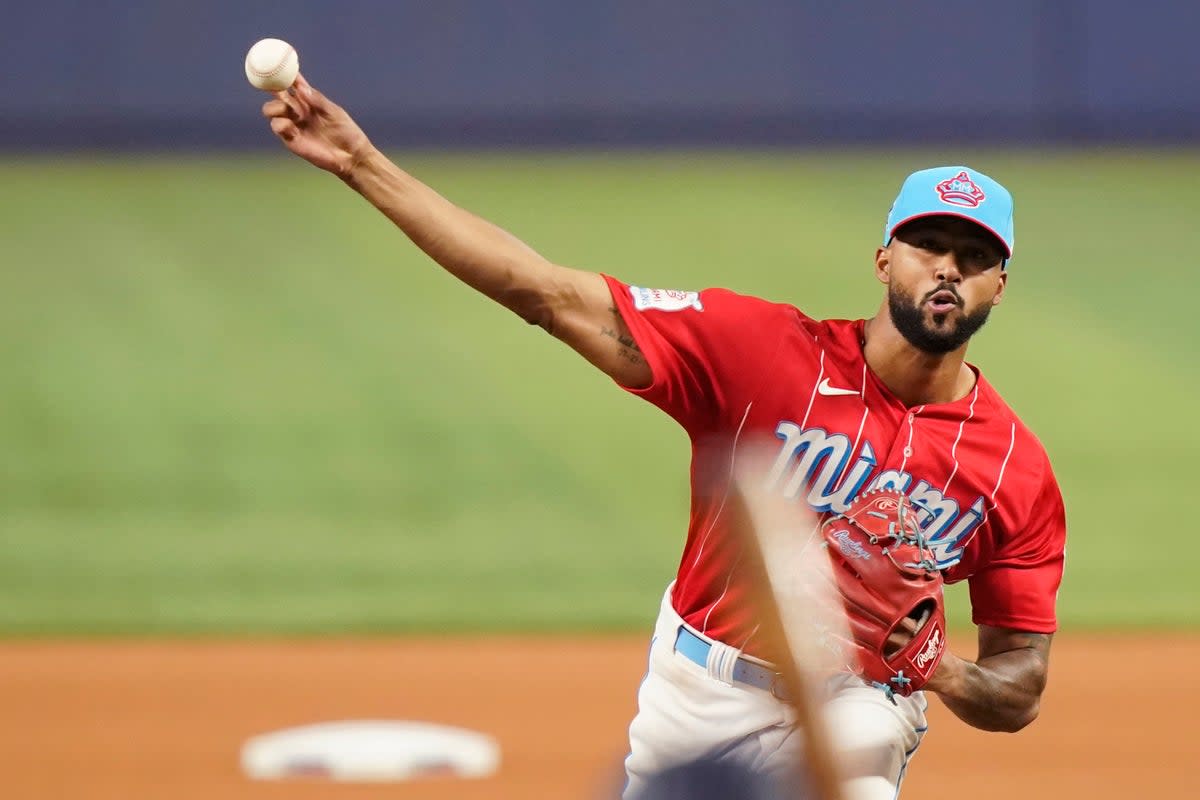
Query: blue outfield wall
2,0,1198,149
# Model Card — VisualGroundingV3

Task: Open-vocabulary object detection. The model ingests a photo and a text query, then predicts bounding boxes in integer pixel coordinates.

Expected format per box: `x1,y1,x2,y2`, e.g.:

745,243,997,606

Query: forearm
927,648,1047,732
338,145,648,385
341,145,567,325
261,77,648,384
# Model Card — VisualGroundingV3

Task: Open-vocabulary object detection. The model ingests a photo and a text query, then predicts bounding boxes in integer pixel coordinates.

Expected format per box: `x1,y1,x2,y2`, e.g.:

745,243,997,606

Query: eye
971,248,1003,268
917,237,942,251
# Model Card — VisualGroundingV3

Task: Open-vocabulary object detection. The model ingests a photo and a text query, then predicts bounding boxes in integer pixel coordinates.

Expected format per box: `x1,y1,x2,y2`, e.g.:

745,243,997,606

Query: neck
862,308,975,406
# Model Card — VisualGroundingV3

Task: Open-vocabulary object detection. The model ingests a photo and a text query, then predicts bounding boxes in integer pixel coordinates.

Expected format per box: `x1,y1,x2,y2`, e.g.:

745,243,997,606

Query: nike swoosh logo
817,378,859,397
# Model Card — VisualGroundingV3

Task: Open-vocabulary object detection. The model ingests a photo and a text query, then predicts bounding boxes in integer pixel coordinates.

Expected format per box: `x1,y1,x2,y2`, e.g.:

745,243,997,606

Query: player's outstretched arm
260,73,651,389
923,626,1052,732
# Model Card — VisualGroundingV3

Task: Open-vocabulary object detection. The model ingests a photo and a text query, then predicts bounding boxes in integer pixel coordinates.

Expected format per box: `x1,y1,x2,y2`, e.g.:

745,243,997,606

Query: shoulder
697,286,852,336
974,374,1059,486
611,277,809,329
680,285,801,319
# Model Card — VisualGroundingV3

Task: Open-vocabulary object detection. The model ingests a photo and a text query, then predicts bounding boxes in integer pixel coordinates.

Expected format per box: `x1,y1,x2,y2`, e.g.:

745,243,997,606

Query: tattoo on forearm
600,325,642,354
617,347,643,365
600,309,644,364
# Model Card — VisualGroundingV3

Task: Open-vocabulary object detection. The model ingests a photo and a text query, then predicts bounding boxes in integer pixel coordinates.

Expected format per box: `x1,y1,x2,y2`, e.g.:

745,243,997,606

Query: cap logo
935,171,986,208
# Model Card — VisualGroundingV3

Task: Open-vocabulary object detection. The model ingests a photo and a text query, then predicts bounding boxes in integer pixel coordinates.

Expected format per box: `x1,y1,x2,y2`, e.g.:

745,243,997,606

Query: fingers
293,72,313,95
261,98,293,119
913,606,932,630
262,92,307,124
884,608,933,656
292,72,339,118
292,72,321,105
259,73,340,124
269,116,298,142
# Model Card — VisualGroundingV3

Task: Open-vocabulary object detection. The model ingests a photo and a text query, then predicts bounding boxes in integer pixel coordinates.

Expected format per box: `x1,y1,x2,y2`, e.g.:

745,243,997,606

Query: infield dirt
0,634,1191,798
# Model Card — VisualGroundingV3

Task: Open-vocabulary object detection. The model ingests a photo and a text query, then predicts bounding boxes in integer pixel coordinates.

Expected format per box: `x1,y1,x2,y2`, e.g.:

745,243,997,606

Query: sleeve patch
629,286,703,312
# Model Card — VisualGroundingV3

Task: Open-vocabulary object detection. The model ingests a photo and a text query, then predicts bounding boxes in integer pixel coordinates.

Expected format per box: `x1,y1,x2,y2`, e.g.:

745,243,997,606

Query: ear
874,246,890,285
991,270,1008,306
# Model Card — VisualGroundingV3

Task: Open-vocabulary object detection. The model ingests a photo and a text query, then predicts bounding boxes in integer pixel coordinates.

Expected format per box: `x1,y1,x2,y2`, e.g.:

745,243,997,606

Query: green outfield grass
0,149,1196,635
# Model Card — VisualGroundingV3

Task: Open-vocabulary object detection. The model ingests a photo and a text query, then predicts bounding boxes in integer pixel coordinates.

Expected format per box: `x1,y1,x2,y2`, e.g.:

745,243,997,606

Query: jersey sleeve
967,460,1067,633
602,275,792,434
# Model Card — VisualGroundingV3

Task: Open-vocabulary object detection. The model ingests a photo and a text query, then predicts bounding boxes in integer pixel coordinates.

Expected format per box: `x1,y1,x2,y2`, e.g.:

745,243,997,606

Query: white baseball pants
623,584,928,800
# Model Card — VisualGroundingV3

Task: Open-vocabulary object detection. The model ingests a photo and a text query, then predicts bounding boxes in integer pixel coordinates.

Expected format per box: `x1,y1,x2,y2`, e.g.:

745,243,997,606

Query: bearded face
883,218,1007,355
887,279,994,355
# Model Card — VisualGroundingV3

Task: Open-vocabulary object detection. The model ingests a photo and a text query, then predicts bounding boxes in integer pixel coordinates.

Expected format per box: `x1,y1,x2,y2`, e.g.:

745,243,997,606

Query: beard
888,283,993,355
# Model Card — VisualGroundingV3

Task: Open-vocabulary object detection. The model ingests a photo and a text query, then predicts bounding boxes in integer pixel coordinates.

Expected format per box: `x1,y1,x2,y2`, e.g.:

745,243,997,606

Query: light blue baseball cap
884,166,1014,261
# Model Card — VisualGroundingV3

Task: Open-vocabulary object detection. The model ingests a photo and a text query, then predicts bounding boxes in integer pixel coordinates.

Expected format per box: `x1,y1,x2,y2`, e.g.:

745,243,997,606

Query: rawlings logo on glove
821,488,946,701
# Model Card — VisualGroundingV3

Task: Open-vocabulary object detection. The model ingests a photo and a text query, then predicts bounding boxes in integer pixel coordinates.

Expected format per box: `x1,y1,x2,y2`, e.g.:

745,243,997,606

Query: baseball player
260,75,1066,800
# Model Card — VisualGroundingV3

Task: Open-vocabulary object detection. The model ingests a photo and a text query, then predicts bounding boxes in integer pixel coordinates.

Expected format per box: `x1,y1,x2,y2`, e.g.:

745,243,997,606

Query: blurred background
1,1,1197,798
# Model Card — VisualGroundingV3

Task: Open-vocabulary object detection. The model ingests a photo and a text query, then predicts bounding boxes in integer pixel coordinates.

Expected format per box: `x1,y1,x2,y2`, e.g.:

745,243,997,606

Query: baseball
244,38,299,92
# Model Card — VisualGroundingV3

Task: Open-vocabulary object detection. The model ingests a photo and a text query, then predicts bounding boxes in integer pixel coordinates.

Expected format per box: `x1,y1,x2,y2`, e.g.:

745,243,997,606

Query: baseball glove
821,488,946,701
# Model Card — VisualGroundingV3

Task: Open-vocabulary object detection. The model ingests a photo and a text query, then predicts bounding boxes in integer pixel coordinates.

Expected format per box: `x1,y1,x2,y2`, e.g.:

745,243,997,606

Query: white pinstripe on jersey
956,420,1018,555
988,423,1018,512
694,401,754,634
691,401,755,573
943,383,981,494
798,349,826,430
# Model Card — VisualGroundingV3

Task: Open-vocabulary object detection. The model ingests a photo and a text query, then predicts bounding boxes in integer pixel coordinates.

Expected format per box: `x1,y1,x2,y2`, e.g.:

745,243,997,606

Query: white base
240,719,501,782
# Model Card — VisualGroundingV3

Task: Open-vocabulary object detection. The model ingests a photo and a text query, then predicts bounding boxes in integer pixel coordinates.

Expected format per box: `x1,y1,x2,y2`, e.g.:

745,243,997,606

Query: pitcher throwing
259,73,1066,800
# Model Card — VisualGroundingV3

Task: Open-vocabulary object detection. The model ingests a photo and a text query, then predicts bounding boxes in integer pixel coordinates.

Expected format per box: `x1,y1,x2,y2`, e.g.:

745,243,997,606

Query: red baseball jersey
605,277,1066,658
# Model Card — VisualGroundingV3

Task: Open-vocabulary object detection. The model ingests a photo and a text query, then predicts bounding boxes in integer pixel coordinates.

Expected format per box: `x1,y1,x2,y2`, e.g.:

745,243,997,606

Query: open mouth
925,289,961,314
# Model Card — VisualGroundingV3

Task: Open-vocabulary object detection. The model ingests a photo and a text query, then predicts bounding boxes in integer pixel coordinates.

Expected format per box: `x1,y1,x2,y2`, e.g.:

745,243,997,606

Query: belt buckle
769,671,790,702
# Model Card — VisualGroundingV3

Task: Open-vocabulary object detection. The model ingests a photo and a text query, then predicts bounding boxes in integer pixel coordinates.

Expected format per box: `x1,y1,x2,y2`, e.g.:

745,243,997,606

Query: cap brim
888,211,1012,259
